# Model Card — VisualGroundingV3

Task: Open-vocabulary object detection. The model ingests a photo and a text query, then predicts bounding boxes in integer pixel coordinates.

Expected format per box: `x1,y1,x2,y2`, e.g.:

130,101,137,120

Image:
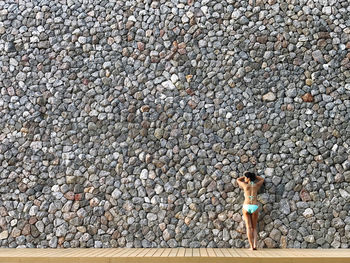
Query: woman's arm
255,175,265,187
236,176,246,189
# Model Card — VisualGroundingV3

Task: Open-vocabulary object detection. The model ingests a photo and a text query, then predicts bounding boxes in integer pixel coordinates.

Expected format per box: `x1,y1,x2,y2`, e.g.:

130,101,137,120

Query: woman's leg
242,209,254,249
251,210,259,249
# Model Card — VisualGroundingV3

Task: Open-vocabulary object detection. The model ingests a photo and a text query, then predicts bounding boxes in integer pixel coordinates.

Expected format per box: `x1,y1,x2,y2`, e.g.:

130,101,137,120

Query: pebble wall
0,0,350,248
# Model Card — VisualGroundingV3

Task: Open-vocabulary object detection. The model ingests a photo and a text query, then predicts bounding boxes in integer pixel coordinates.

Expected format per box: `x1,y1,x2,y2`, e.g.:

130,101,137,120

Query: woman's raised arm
255,175,265,187
236,176,246,189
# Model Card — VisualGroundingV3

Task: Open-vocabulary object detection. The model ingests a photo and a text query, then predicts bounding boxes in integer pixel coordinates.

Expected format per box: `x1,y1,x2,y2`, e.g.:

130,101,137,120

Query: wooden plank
9,249,42,257
81,249,106,258
77,249,103,259
248,249,266,259
199,248,208,257
213,248,223,257
266,249,287,259
250,249,266,258
12,249,42,258
110,248,133,257
144,248,158,257
176,248,185,257
136,248,151,257
79,248,107,258
99,248,124,258
221,248,234,257
192,249,200,257
160,248,172,257
57,249,88,257
127,248,144,257
123,248,141,257
226,248,241,257
275,249,288,257
0,248,350,263
301,248,314,257
184,248,192,257
55,249,89,258
54,249,79,256
206,248,216,257
153,248,165,257
270,249,284,257
276,249,292,258
276,248,289,257
282,249,300,258
61,248,89,257
19,249,52,257
168,248,179,257
333,250,350,256
74,250,108,263
234,248,250,257
4,249,27,255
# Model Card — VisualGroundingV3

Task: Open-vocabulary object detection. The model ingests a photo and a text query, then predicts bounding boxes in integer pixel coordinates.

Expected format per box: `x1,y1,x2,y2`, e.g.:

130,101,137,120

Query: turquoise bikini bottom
243,204,259,214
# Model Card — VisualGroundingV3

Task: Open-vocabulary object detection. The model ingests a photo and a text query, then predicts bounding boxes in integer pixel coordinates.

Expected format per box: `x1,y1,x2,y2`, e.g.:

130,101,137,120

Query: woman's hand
255,175,265,187
236,176,246,189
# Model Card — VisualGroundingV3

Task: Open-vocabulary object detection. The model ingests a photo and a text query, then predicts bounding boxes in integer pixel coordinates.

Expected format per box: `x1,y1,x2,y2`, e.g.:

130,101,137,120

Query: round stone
262,92,276,101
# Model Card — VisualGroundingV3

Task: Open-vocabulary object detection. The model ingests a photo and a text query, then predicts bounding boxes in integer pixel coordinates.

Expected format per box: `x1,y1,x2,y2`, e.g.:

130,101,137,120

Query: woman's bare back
237,176,264,205
242,182,261,205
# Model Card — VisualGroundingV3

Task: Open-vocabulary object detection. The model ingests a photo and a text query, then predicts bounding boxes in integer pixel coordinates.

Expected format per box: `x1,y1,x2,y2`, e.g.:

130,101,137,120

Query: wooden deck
0,248,349,263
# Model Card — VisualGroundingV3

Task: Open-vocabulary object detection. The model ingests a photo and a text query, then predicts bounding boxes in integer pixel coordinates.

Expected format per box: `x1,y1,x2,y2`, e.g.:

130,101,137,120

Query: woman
237,171,264,250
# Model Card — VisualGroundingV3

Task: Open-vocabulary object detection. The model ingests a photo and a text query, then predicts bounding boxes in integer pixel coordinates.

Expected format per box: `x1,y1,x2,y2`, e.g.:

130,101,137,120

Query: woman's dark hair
244,171,256,181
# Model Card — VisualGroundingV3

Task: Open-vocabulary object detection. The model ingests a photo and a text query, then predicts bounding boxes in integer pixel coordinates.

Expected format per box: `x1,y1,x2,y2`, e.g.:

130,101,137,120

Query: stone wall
0,0,349,248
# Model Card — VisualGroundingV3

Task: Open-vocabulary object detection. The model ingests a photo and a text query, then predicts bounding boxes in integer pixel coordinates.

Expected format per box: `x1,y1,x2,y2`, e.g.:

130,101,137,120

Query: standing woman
236,171,264,250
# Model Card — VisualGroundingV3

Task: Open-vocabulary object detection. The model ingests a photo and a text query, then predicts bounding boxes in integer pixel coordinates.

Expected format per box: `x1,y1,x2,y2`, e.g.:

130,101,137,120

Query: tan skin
237,174,264,250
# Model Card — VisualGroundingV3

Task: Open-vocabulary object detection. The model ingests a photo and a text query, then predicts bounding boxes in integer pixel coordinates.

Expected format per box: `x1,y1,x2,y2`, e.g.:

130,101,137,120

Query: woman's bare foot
253,247,257,250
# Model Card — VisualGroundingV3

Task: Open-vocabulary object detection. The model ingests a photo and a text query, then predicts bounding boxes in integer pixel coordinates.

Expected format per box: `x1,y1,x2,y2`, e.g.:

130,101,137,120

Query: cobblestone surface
0,0,349,249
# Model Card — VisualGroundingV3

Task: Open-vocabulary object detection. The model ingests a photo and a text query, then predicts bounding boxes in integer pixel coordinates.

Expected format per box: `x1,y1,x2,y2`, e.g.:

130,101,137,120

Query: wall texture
0,0,350,248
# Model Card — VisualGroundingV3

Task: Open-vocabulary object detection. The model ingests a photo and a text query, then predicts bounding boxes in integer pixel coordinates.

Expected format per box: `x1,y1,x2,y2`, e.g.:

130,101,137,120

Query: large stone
270,229,281,242
262,92,276,101
16,72,26,81
332,218,345,229
339,189,350,201
162,80,176,90
264,237,277,248
265,168,274,176
49,236,58,248
147,213,157,221
302,93,314,102
66,176,76,184
31,225,40,238
30,141,42,151
303,208,314,218
344,171,350,182
140,169,148,180
0,231,8,240
111,189,122,199
280,199,290,215
11,228,21,238
163,229,175,241
304,235,315,243
154,128,163,139
56,225,67,237
312,50,324,63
